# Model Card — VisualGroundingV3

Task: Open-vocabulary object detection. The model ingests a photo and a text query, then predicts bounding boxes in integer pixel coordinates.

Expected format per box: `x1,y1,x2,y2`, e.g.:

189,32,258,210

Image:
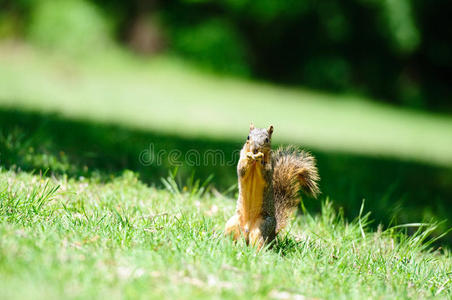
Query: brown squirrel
225,123,320,248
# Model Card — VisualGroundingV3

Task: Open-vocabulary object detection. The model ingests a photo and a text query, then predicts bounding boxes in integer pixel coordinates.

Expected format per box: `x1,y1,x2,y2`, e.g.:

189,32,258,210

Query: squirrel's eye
247,135,250,140
265,138,269,143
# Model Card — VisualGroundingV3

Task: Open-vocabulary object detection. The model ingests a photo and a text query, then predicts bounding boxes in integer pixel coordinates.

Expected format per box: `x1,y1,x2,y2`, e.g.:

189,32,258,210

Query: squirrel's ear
249,122,255,131
267,125,274,137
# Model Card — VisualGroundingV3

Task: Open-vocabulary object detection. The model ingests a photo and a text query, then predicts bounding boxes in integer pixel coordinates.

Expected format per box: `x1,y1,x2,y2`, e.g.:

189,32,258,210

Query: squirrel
225,123,320,248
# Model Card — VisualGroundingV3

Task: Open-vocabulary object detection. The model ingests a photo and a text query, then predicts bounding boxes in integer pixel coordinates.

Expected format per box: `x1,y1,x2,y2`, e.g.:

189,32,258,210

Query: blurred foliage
27,0,113,54
0,0,451,109
169,18,250,75
381,0,420,54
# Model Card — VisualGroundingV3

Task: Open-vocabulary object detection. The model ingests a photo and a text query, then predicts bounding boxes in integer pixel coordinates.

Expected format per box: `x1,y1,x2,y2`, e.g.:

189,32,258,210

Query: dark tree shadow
1,107,451,245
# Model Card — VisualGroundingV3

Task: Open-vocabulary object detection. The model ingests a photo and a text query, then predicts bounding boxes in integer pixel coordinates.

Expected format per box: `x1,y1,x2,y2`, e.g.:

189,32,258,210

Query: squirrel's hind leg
225,214,241,241
249,216,276,250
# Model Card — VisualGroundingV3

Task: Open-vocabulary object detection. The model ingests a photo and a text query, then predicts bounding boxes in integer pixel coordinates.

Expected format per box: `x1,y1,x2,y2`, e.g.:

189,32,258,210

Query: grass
1,109,452,245
1,42,452,244
0,169,451,299
0,42,452,167
1,41,452,298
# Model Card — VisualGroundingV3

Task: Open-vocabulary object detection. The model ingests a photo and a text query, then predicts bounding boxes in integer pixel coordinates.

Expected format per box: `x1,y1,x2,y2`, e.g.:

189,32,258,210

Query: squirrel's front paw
246,152,255,160
246,152,264,161
254,152,264,160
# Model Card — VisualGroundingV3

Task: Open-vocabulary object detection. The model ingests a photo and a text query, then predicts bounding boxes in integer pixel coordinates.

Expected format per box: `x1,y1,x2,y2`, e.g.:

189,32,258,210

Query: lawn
1,42,452,240
0,43,452,167
1,170,451,299
1,42,452,299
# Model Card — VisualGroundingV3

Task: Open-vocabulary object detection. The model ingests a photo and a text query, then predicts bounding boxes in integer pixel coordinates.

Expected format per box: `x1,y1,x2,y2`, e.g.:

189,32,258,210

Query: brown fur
272,146,320,233
225,124,320,248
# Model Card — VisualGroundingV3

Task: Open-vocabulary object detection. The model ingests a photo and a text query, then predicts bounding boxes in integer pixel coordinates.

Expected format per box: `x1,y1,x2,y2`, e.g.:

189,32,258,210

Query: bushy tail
272,146,320,233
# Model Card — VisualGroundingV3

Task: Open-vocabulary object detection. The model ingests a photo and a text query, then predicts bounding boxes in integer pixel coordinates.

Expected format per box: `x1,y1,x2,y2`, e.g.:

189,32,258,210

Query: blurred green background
2,0,451,110
0,0,451,244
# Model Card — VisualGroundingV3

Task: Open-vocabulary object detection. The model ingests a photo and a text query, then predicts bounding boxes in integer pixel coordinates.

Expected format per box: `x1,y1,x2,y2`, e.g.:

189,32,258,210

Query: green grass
0,42,452,167
1,108,452,246
1,42,452,298
1,42,452,245
0,169,451,299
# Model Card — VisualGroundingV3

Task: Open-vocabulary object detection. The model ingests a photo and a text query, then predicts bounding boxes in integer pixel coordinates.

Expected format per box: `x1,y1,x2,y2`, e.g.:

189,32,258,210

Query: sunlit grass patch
0,43,452,167
0,170,450,299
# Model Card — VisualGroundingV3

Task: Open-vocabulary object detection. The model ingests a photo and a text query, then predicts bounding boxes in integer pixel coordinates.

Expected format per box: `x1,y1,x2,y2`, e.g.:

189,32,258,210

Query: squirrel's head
245,123,273,155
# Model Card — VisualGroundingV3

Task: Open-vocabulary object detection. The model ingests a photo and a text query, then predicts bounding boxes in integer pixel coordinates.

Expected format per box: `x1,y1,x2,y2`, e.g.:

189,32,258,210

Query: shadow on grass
1,108,451,245
271,235,308,257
